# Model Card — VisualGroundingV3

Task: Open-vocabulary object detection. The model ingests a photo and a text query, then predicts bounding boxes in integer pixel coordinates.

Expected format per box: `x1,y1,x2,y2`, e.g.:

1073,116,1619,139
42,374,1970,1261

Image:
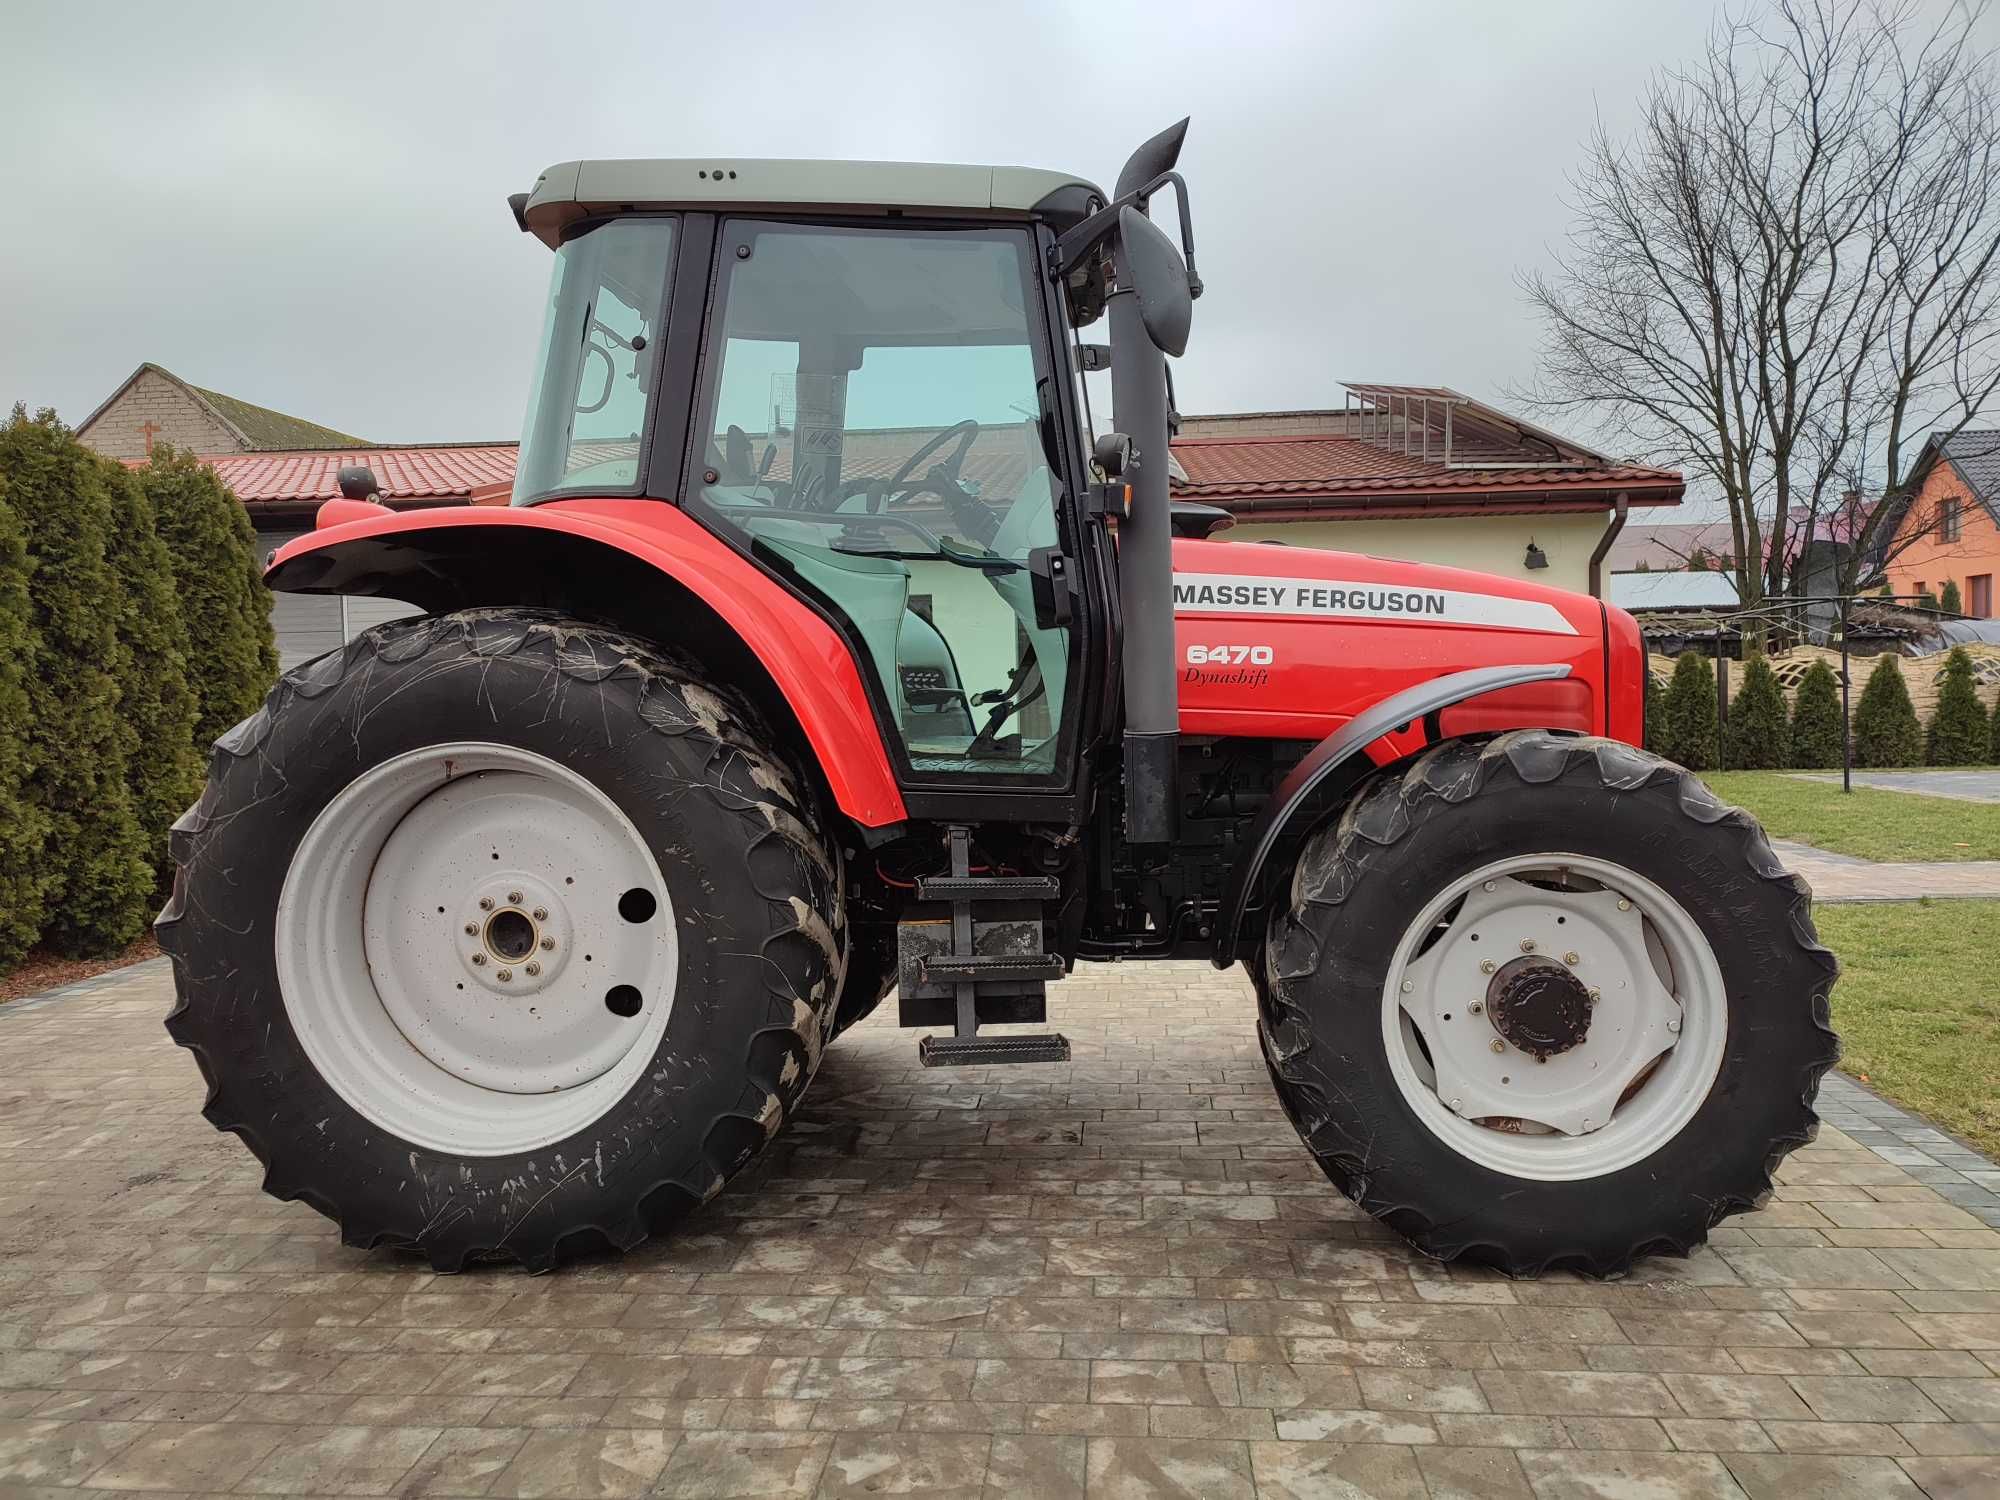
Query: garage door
262,530,423,670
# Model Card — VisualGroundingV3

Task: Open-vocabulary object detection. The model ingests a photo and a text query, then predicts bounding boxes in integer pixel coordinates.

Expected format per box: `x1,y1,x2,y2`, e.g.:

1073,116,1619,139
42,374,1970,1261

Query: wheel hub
456,873,572,996
1489,957,1593,1059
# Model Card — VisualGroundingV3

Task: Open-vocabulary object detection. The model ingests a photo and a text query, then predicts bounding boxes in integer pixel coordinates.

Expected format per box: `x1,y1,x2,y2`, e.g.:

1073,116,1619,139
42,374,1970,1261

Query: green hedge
142,446,277,747
0,471,48,971
0,408,153,955
101,458,201,888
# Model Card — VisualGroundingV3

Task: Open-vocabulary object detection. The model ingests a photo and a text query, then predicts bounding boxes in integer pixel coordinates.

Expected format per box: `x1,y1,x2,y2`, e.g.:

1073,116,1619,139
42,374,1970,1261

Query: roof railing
1339,384,1601,471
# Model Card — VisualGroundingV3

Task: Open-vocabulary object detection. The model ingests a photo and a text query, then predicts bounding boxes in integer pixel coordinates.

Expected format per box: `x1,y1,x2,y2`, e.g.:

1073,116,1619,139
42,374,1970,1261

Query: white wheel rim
1380,853,1726,1182
276,744,678,1156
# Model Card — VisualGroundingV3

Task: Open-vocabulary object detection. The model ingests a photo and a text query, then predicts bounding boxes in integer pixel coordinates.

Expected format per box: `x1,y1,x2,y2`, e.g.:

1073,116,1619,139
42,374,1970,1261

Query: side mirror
1116,118,1189,200
1094,432,1134,478
1118,207,1193,358
337,466,379,501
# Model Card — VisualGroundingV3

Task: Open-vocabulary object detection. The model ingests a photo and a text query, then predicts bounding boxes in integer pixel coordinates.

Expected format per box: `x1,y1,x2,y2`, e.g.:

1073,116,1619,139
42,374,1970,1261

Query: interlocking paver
5,956,2000,1496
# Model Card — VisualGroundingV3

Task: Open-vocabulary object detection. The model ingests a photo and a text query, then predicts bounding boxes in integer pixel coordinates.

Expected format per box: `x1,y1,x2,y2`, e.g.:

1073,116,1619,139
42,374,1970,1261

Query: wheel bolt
464,923,479,936
508,891,523,905
1400,980,1413,993
1483,881,1496,892
1588,988,1601,1004
1519,939,1536,953
1479,959,1496,975
1536,1055,1547,1064
1468,1000,1483,1014
471,953,487,966
479,897,495,911
1564,951,1580,965
1667,1016,1681,1033
540,935,556,951
496,968,512,982
1449,1097,1463,1111
1490,1038,1506,1054
524,962,541,977
1617,899,1631,911
532,907,548,921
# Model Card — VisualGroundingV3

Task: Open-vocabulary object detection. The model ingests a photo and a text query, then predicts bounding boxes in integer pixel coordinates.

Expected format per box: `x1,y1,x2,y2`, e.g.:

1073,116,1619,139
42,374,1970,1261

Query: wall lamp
1524,541,1550,571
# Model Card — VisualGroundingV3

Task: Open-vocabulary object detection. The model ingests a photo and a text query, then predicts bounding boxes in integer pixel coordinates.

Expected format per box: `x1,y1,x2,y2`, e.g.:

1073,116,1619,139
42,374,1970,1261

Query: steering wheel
881,420,995,544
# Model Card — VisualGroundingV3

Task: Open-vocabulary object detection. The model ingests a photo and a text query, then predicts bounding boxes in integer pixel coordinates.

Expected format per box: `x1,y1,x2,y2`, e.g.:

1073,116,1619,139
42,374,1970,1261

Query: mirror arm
1048,170,1201,301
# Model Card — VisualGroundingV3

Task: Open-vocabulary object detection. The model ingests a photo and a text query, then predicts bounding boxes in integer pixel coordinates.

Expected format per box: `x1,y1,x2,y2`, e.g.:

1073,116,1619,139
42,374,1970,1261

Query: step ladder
898,827,1070,1067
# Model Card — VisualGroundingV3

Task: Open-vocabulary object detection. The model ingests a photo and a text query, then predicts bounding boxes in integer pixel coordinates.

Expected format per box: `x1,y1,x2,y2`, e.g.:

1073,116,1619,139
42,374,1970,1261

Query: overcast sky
1,0,1987,452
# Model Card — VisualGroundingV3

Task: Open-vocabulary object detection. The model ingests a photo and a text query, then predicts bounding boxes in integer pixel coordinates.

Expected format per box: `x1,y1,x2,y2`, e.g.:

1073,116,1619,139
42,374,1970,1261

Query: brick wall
77,370,242,459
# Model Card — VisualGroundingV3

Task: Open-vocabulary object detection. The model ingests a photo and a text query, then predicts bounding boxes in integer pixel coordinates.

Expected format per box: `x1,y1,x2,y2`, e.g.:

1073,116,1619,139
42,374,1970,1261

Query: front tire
1263,731,1838,1276
159,609,843,1272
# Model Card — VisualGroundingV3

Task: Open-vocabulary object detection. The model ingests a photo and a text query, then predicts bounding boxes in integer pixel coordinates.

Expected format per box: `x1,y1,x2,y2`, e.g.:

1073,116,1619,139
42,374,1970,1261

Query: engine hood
1167,537,1617,743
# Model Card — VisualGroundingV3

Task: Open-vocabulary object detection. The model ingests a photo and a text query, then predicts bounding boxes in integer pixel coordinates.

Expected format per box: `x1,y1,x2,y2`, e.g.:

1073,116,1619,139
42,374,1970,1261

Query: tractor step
917,952,1067,985
919,1032,1071,1067
913,873,1060,901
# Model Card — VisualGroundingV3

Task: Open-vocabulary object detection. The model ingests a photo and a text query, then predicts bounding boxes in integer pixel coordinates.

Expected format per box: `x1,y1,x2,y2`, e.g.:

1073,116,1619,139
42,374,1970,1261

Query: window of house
1940,497,1963,542
1972,574,1994,619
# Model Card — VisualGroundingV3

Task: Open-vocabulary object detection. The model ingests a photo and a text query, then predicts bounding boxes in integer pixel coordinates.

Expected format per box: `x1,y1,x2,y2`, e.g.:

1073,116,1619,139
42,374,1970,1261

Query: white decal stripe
1170,572,1579,636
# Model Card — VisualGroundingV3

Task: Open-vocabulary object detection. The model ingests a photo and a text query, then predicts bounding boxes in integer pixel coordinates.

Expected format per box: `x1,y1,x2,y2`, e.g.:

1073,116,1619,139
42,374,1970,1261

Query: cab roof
518,158,1106,248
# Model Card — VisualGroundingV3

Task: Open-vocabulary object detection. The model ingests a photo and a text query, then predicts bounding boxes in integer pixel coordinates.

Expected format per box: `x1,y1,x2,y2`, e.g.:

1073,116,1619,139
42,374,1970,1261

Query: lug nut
479,897,495,911
1448,1097,1462,1111
464,923,479,936
1588,988,1601,1004
496,968,512,982
1469,1000,1483,1014
524,962,541,977
1400,980,1413,994
1479,959,1496,975
532,907,548,921
471,953,487,966
1490,1038,1506,1054
1666,1016,1681,1033
1536,1055,1548,1064
540,935,556,951
1483,881,1496,892
1520,939,1536,953
1617,899,1631,911
507,891,523,905
1564,951,1580,965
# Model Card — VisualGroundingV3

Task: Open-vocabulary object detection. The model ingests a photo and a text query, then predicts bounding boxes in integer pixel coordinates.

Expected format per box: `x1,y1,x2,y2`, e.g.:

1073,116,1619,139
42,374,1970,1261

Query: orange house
1879,430,2000,618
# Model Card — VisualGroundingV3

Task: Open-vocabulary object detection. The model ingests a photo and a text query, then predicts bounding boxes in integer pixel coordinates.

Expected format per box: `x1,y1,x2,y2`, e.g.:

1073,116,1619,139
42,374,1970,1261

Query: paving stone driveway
3,958,1998,1498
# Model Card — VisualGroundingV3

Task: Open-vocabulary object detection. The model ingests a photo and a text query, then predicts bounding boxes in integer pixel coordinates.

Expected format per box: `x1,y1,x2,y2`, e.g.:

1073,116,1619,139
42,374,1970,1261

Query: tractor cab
505,143,1199,818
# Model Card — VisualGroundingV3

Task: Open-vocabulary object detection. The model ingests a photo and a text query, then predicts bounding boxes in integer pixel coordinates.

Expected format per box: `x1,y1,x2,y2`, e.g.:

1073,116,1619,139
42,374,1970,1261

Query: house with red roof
76,369,1680,666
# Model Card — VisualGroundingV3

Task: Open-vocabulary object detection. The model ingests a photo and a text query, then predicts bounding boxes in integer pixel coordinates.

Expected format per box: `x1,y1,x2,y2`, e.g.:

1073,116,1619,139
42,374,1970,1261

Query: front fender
266,498,907,827
1212,663,1573,968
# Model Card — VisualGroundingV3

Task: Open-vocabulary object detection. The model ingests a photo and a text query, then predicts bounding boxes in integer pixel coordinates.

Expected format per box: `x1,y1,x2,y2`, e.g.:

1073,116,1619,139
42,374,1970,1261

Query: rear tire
159,609,843,1272
1262,731,1838,1276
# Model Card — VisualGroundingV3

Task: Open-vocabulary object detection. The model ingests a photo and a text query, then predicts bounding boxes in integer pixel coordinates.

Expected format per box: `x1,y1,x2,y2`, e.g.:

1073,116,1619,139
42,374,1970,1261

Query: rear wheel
159,609,843,1272
1262,731,1838,1276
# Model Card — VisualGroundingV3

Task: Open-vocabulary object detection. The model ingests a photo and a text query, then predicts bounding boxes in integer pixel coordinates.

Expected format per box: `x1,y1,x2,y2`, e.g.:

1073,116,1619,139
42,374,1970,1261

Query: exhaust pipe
1107,120,1194,845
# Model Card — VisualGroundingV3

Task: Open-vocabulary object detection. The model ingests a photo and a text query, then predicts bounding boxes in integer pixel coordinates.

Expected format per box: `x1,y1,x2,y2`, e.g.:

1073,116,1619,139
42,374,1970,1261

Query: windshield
513,217,676,503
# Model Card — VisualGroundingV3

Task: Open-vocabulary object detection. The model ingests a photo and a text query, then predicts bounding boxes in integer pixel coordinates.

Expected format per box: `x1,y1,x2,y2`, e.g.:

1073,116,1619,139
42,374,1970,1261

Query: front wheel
1263,731,1839,1276
159,610,844,1272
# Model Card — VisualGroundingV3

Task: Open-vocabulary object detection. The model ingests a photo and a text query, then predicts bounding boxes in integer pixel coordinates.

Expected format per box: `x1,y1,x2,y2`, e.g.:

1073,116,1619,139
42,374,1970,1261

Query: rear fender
1212,663,1573,968
265,499,907,827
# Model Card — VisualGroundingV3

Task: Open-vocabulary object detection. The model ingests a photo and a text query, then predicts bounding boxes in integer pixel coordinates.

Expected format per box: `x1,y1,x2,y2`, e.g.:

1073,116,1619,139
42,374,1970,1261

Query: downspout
1588,491,1629,598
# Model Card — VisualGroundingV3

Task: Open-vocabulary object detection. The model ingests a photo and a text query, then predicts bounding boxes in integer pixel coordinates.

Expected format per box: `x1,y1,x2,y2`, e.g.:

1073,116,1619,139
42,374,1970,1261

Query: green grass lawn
1815,901,2000,1158
1702,770,2000,862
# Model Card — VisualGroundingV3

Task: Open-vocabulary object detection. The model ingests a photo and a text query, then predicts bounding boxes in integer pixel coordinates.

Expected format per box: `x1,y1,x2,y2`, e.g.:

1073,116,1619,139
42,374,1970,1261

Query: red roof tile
1170,434,1682,509
178,446,520,504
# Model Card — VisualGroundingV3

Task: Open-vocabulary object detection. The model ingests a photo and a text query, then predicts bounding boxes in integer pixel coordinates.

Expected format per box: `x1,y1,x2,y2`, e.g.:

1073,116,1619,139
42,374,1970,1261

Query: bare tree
1521,0,2000,615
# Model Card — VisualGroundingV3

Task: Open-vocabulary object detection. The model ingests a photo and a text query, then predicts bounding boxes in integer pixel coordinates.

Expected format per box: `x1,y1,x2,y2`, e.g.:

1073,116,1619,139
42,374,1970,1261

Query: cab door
685,218,1091,813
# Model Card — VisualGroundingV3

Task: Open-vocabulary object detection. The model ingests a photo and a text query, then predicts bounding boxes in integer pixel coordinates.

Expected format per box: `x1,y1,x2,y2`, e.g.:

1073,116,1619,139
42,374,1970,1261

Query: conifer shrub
1661,651,1718,770
0,473,49,971
1926,647,1990,765
1644,670,1669,757
1789,659,1846,769
1939,579,1963,616
1725,655,1790,769
1852,653,1923,768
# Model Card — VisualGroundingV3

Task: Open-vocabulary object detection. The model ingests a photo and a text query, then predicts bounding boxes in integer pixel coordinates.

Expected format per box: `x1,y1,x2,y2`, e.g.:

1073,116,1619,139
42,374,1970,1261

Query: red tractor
160,123,1837,1275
